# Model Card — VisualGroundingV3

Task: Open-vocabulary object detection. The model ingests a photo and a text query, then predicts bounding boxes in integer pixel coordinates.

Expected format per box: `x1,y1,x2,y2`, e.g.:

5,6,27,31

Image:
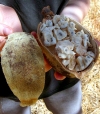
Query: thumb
0,23,13,36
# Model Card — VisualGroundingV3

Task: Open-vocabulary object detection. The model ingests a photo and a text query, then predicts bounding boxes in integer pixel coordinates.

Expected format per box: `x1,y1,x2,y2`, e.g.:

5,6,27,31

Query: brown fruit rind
37,6,99,78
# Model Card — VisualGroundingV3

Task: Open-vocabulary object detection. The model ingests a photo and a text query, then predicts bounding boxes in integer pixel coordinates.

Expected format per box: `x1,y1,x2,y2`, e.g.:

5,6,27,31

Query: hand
31,31,66,80
31,31,52,72
0,5,23,52
60,0,90,22
0,24,13,52
0,5,66,80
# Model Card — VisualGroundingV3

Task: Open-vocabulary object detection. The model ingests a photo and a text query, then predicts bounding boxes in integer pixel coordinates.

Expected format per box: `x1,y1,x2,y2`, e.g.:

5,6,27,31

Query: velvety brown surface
1,32,45,107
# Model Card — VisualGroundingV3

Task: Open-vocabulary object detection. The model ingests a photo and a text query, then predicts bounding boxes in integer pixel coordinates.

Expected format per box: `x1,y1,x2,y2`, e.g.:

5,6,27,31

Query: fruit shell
37,17,99,78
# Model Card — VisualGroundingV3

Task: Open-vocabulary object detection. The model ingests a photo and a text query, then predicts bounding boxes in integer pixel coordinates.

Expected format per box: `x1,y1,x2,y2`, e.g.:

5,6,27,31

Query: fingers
31,31,52,72
31,31,66,80
0,24,13,55
31,31,37,39
31,31,40,44
0,23,13,36
44,57,52,72
54,72,66,80
44,57,66,80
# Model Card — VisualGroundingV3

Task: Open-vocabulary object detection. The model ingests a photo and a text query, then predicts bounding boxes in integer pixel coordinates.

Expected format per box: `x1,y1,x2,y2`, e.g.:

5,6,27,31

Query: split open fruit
37,6,99,78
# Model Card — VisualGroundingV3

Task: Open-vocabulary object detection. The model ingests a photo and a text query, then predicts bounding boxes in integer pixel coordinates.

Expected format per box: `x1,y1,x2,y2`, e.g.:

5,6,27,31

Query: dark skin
0,0,99,80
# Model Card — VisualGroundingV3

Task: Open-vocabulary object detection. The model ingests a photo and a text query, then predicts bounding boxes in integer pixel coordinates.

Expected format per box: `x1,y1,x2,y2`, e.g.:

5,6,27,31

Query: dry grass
81,0,100,113
31,0,100,113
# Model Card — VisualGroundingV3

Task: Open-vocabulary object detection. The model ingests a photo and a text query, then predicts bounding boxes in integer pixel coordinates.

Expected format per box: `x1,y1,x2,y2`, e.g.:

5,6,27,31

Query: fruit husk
37,6,99,78
1,32,45,107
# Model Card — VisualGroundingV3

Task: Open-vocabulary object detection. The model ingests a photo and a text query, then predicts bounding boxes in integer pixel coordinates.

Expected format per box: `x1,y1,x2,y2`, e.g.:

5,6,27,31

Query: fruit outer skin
1,32,45,107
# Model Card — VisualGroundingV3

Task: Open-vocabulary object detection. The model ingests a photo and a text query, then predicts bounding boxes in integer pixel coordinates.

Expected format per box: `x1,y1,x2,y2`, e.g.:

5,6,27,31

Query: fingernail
4,27,13,35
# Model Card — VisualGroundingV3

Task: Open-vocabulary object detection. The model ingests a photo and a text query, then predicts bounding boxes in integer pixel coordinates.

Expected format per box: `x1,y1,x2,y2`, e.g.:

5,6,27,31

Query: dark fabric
0,0,79,100
0,0,69,32
0,58,19,101
39,69,79,99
